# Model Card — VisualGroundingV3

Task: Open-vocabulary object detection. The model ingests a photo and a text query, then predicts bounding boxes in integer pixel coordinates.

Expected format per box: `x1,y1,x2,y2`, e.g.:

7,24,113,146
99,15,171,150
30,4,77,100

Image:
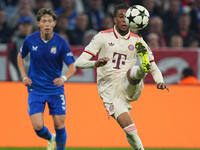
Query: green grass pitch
0,148,200,150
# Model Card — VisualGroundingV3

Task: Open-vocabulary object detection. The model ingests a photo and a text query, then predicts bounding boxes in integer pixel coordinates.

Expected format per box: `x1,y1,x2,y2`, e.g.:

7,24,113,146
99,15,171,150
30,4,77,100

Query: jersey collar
113,26,130,40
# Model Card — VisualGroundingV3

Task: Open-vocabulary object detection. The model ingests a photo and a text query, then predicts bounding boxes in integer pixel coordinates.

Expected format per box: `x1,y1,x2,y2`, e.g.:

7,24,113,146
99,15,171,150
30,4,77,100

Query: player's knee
32,122,44,131
127,69,141,85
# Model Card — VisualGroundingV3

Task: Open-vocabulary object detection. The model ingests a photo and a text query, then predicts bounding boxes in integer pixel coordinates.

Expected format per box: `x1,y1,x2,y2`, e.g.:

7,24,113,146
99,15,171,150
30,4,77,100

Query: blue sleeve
62,40,75,65
20,39,29,58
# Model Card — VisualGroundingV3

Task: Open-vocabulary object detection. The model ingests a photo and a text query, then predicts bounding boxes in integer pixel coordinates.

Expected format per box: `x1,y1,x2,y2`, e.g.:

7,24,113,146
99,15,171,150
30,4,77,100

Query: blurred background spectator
146,33,160,49
179,67,199,84
55,0,78,30
7,0,37,30
67,13,89,45
190,0,200,41
0,0,19,18
83,29,98,46
8,16,33,81
169,34,183,48
145,16,167,47
85,0,105,30
54,14,69,40
100,15,114,30
33,0,53,15
162,0,182,34
0,8,12,43
166,13,198,47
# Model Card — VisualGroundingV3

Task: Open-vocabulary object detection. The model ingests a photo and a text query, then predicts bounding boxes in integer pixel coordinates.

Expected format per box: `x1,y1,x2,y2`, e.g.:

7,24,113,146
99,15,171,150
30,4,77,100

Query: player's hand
53,78,65,87
95,57,110,67
157,83,169,92
23,76,32,86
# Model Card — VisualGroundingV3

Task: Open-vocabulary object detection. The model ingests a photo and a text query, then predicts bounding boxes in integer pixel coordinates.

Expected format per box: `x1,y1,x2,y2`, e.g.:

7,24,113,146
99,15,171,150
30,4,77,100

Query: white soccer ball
125,5,150,30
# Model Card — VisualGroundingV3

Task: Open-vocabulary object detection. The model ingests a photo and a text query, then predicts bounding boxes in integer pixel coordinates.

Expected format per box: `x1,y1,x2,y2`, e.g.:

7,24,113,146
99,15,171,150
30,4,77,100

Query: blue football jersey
20,31,75,95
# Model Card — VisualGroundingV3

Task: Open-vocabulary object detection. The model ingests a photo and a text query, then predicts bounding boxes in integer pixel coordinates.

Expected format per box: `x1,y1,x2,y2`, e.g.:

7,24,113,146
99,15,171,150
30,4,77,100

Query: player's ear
114,17,117,24
53,20,56,27
37,21,40,27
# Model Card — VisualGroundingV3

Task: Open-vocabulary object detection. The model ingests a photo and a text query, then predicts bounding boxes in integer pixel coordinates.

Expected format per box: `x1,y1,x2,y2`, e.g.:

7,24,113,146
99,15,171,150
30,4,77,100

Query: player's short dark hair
36,8,56,21
113,3,129,17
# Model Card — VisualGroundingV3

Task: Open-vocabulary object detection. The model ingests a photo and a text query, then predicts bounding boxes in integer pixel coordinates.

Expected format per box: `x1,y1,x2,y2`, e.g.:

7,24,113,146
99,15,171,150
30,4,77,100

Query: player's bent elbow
74,61,80,68
74,60,83,69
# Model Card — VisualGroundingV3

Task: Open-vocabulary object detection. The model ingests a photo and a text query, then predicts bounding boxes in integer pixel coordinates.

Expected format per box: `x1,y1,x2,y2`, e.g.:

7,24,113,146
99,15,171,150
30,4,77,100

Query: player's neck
116,27,129,36
41,32,54,41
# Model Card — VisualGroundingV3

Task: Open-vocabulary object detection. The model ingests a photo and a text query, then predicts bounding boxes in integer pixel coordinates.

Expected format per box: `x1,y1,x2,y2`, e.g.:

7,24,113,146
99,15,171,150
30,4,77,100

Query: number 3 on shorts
60,94,65,105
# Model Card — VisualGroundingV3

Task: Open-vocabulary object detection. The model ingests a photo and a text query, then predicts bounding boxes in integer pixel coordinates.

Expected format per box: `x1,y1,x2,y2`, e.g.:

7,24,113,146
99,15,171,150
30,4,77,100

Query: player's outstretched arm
53,63,76,87
150,62,169,92
75,51,109,69
17,53,32,86
75,52,95,69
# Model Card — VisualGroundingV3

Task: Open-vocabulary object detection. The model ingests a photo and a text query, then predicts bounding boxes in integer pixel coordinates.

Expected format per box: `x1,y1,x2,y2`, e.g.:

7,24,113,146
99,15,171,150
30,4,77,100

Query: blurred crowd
1,0,200,48
0,0,200,82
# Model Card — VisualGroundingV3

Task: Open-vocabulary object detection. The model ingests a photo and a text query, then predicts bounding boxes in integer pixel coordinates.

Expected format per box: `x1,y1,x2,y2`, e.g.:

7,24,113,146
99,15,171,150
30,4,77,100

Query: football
125,5,150,30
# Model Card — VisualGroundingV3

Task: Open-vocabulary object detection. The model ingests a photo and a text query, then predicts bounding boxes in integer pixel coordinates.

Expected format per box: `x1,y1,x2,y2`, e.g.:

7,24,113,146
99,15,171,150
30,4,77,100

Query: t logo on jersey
32,46,38,51
112,52,127,69
50,46,57,54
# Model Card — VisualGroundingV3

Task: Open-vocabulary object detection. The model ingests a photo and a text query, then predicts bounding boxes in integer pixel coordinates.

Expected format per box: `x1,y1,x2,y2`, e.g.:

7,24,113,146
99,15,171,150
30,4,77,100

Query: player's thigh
28,93,46,116
47,93,66,115
104,98,132,120
53,115,66,129
30,113,44,130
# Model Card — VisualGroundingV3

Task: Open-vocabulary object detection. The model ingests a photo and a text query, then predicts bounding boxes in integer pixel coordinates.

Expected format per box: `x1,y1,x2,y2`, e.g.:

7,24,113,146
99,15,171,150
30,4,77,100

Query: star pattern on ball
127,14,135,23
138,10,146,17
137,22,144,29
137,10,146,29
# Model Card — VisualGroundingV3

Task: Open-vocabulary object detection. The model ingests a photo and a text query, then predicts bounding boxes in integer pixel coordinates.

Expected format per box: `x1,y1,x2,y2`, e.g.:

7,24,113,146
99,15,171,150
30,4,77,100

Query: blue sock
35,126,52,141
55,128,67,150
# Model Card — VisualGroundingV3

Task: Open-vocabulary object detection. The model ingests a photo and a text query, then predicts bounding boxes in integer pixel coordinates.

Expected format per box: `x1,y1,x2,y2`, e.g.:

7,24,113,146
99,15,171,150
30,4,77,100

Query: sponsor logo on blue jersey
50,46,57,54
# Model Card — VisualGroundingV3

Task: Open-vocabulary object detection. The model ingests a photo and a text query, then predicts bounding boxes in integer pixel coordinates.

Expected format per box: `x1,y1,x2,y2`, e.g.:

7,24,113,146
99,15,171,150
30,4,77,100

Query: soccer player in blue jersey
17,8,76,150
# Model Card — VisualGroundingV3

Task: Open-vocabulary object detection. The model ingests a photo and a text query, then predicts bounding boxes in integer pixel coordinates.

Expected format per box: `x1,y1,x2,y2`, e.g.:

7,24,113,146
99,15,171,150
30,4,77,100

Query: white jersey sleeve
84,32,104,56
74,52,96,68
150,62,164,83
75,32,104,69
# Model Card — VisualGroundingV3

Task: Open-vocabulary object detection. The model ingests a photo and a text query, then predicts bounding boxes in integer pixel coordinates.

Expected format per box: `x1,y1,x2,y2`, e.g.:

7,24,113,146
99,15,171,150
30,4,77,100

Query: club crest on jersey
32,46,38,51
109,104,114,111
128,44,134,51
108,42,114,46
50,46,57,54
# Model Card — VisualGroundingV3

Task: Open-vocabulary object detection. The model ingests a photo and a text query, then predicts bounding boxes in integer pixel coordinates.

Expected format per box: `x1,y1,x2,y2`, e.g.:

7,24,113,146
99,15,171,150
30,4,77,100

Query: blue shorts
28,93,66,116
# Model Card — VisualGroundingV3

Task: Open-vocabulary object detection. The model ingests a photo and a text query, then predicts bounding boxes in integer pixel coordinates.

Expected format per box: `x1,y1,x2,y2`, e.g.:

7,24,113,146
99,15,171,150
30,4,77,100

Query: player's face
114,9,129,35
37,14,56,35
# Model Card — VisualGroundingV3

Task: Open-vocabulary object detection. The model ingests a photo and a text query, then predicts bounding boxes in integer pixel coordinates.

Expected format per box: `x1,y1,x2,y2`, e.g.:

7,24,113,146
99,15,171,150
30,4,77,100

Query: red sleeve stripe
150,60,155,63
113,28,118,39
84,50,96,56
